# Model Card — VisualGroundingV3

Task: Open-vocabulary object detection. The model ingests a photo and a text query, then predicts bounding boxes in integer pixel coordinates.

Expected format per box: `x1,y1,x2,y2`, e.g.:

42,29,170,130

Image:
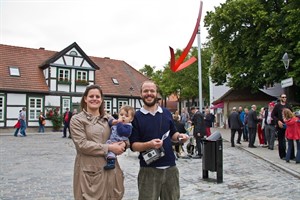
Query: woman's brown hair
80,84,105,118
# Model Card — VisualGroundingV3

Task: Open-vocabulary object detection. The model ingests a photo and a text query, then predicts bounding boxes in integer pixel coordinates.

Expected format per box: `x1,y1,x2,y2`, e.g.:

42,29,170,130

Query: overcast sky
1,0,226,70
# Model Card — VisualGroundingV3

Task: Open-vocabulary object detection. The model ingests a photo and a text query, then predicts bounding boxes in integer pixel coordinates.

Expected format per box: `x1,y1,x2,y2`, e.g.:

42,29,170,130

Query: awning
210,102,224,109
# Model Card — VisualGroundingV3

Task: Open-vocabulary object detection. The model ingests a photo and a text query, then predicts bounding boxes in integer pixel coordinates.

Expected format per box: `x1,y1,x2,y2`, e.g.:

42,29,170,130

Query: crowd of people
228,94,300,164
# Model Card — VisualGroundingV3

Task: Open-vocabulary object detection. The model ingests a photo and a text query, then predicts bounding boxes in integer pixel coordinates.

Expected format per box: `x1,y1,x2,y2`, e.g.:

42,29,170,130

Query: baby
104,105,135,170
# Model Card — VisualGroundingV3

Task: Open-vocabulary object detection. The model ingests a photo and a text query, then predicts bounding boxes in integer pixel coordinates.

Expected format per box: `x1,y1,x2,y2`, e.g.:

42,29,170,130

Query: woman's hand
108,142,126,155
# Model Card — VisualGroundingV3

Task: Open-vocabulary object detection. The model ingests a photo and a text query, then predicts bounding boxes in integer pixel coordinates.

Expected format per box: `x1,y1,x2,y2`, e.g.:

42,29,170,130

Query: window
58,69,70,82
69,50,78,56
62,98,71,113
77,71,87,81
0,96,4,120
118,100,128,109
9,66,20,76
112,78,119,85
104,100,111,113
29,97,43,120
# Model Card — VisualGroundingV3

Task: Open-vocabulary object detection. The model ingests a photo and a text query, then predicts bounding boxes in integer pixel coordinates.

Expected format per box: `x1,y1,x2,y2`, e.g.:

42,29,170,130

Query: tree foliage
204,0,300,91
139,46,212,106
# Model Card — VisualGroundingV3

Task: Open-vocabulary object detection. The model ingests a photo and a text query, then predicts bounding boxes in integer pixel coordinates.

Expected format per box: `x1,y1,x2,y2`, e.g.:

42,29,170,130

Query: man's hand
278,121,283,128
149,139,163,149
177,133,189,143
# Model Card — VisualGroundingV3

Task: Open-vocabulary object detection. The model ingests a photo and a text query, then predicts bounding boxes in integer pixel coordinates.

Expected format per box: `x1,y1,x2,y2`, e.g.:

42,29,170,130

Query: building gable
39,42,99,70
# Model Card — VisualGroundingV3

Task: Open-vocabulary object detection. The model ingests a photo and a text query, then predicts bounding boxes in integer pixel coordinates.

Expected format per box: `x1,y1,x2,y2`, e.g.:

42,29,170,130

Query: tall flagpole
197,17,202,112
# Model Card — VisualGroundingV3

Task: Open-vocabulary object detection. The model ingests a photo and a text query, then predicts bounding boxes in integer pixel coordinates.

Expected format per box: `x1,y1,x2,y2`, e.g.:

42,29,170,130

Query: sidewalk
211,127,300,179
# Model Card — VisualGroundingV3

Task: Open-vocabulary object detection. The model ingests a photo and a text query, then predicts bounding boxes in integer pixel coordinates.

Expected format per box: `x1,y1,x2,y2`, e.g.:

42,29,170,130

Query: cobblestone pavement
0,129,299,200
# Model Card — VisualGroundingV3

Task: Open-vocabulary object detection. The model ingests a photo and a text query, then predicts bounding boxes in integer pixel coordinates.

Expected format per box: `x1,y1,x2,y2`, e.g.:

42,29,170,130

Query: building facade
0,42,149,129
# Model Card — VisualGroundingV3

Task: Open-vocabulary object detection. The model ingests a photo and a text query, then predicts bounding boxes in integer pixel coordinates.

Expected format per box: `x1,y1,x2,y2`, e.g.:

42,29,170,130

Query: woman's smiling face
84,88,103,113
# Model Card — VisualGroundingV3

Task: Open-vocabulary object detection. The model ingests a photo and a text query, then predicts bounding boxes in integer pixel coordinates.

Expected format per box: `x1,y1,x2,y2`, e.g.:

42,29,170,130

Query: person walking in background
173,110,181,121
243,108,249,142
210,112,215,128
63,108,72,138
180,107,190,128
248,105,259,148
264,102,276,150
173,114,187,159
38,112,46,133
204,108,212,137
238,106,245,142
257,107,266,147
129,80,189,200
20,107,27,137
272,94,295,160
70,84,126,199
72,108,78,115
228,107,243,147
283,108,300,164
13,110,22,137
191,106,206,158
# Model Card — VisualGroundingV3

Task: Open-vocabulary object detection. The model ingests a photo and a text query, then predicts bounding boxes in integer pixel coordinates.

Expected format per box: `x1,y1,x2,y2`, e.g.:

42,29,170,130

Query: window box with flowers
58,78,71,85
46,107,63,131
76,79,89,86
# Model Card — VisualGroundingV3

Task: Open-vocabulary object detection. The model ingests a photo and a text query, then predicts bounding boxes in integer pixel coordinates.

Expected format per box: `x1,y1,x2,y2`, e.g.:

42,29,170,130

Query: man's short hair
191,107,196,111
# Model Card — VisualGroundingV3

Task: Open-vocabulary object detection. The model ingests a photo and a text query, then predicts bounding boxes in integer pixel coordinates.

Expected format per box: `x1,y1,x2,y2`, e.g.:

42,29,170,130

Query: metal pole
197,23,202,111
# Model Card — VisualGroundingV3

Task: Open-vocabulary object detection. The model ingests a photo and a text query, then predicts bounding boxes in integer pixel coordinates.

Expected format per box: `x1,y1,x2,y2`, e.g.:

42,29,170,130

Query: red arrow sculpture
170,1,203,72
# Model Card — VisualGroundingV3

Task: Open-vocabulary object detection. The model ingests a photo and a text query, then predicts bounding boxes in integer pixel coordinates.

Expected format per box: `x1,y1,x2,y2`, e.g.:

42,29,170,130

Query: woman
38,112,46,133
283,109,300,163
70,85,127,199
257,107,266,146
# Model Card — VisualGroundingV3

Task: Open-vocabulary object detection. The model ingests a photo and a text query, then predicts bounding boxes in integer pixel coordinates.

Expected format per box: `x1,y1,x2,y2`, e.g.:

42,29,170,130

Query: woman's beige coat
70,111,124,200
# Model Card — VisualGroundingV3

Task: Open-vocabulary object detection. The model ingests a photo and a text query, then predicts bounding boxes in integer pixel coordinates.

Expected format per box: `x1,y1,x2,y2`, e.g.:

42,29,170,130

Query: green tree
139,46,212,108
204,0,300,95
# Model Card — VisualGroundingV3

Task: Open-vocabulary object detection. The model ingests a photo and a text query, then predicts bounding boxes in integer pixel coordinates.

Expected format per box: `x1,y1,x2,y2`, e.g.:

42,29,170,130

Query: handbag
42,120,46,125
14,120,21,128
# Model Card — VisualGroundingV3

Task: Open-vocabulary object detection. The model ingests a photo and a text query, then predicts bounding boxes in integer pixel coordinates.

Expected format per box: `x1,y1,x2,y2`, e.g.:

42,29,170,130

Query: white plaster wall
45,96,61,107
51,67,57,78
89,71,94,80
55,57,65,65
7,93,26,105
57,84,70,91
76,85,86,93
71,69,76,92
72,96,81,104
6,120,15,127
50,79,56,91
7,107,22,118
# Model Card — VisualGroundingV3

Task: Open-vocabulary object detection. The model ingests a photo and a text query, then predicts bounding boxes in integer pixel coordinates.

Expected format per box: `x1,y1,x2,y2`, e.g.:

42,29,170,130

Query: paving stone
0,129,299,199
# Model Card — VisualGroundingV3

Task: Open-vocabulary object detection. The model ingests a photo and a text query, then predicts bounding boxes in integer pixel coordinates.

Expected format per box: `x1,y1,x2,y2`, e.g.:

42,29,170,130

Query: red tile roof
0,43,149,97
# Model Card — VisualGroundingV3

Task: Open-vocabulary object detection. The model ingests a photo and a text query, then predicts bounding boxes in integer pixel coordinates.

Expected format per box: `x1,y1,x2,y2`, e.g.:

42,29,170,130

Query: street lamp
281,52,293,102
281,52,291,71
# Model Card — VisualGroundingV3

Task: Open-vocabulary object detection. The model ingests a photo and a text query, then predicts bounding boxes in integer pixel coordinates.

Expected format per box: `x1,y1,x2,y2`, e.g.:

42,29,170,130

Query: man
271,94,294,159
129,80,189,200
228,107,243,147
180,107,190,128
190,106,206,158
264,102,276,150
248,105,258,148
238,106,245,143
20,107,27,136
63,108,72,138
243,108,249,142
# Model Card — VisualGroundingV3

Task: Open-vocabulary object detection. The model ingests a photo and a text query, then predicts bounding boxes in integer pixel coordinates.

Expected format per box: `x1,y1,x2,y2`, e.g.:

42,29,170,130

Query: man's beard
142,96,158,107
